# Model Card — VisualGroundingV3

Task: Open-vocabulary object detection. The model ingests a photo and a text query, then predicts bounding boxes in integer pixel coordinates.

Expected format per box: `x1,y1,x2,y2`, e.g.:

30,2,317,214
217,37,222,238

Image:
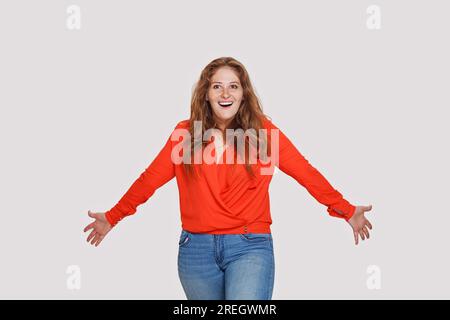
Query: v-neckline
213,131,226,164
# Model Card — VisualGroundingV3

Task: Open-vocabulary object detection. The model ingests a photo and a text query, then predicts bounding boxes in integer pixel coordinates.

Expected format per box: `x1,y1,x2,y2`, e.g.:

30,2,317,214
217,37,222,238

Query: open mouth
218,101,233,108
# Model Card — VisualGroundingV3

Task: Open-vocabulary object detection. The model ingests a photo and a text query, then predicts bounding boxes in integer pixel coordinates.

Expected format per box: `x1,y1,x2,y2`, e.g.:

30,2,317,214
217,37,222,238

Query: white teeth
219,102,233,107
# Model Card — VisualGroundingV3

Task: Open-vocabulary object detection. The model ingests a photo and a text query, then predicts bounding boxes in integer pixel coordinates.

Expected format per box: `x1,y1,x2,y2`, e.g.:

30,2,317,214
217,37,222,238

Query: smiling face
206,67,244,130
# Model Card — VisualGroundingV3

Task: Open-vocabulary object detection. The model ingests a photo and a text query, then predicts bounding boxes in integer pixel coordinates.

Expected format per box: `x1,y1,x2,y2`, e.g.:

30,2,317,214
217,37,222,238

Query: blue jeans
177,229,275,300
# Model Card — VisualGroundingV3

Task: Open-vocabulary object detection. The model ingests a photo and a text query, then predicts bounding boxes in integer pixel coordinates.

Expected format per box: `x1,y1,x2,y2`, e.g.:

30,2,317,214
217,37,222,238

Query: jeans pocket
179,230,191,247
239,233,272,243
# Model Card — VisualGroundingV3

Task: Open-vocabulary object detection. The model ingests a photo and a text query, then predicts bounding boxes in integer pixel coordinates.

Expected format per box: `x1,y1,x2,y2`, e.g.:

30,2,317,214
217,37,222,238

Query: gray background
0,0,448,299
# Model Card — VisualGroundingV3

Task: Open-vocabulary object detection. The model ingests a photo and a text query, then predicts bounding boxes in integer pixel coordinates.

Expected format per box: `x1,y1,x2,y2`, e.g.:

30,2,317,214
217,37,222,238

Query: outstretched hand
347,205,373,245
83,210,113,247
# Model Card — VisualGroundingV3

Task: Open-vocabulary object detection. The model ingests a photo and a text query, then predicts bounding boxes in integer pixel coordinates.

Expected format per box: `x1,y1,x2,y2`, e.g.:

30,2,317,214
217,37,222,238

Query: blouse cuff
327,203,356,221
105,208,123,227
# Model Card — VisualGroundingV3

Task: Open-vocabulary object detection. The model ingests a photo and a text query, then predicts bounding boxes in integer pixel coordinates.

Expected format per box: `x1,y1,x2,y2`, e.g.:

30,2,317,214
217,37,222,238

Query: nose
221,87,230,99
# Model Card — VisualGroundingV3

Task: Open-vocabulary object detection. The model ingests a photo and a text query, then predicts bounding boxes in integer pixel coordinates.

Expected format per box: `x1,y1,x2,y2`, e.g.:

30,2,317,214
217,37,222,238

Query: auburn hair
183,57,271,178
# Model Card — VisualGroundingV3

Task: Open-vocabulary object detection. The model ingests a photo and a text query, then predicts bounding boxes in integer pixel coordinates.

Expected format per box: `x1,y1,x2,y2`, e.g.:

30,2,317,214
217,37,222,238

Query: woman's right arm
104,130,177,228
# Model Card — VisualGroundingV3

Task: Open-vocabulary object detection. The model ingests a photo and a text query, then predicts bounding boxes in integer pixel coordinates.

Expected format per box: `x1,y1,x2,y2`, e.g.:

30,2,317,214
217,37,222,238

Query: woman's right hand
83,210,113,247
347,204,373,245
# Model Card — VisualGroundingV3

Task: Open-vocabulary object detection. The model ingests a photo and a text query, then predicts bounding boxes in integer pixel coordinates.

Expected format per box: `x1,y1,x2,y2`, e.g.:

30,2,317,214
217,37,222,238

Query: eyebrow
212,81,240,84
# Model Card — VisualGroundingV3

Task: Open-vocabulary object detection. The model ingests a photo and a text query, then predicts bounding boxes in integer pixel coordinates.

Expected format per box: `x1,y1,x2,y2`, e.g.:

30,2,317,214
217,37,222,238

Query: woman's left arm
264,118,373,245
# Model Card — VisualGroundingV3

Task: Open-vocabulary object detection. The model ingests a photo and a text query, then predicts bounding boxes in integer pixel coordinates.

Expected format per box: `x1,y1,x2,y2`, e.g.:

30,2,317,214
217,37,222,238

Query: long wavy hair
183,57,271,178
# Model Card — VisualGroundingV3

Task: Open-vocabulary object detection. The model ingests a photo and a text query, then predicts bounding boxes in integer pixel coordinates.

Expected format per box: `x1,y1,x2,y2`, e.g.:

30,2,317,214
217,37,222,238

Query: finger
365,204,373,212
363,227,370,239
95,236,104,247
362,227,370,239
366,220,373,230
84,222,94,233
87,230,97,242
354,231,359,245
88,210,98,219
359,230,365,241
90,233,100,245
90,234,99,245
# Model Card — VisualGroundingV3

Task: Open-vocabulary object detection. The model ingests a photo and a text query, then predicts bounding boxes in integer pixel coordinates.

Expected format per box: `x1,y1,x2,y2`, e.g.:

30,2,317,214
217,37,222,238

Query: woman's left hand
347,204,373,245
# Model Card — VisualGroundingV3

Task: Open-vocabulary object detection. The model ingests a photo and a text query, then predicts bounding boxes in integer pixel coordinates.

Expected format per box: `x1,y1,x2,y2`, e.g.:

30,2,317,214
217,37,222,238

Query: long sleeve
105,133,176,227
266,119,356,221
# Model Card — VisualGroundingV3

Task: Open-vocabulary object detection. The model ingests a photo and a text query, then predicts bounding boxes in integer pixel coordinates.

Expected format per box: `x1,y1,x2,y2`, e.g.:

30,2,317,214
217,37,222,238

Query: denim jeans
177,229,275,300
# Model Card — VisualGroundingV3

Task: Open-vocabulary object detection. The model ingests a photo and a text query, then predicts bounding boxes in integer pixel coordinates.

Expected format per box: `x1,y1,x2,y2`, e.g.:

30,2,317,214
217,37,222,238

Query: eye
212,84,221,89
231,84,239,89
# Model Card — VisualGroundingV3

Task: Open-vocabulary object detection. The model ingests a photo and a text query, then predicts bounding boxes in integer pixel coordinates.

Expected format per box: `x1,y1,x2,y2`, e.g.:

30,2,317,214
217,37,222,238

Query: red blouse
105,117,355,234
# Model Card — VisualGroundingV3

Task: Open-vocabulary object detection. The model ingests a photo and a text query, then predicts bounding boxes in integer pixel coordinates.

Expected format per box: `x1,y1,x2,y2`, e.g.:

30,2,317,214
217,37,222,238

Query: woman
83,57,373,300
